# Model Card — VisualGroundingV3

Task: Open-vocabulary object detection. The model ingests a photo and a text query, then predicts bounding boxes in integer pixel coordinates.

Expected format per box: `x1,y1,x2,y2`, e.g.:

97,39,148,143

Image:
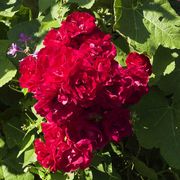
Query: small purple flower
19,33,31,43
7,43,19,57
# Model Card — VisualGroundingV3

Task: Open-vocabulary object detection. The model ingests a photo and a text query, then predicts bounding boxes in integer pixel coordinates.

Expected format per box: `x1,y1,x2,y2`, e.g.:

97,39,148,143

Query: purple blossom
19,33,31,43
7,43,19,57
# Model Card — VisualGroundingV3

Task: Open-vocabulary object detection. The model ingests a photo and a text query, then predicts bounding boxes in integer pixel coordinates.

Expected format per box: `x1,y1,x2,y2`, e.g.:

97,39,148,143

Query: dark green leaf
8,20,40,41
152,46,178,77
0,22,9,39
134,89,180,169
51,172,67,180
158,58,180,95
92,152,120,179
0,57,17,88
0,85,23,106
39,0,50,12
67,0,95,9
2,117,25,148
132,156,158,180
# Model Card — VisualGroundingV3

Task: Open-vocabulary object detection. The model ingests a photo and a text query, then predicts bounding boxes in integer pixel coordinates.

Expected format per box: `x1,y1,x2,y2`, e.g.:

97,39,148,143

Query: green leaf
134,89,180,169
17,134,35,157
51,172,67,180
92,152,112,174
152,46,178,77
91,167,120,180
113,35,130,66
1,165,34,180
0,40,17,87
2,117,25,148
38,0,53,13
50,3,61,20
132,156,158,180
21,88,28,96
2,146,26,174
114,0,180,55
0,57,17,88
35,20,59,37
0,40,10,55
83,168,93,180
114,48,126,66
150,46,179,86
92,153,120,179
158,59,180,95
0,85,23,106
0,22,9,39
163,61,175,76
8,20,40,41
0,7,18,18
23,147,36,168
0,138,5,149
0,166,3,180
51,2,69,21
0,137,5,159
110,143,122,156
66,172,75,180
67,0,95,9
23,0,39,18
114,0,122,31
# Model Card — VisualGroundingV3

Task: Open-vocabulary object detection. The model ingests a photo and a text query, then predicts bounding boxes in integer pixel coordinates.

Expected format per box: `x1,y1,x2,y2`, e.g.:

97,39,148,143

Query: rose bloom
98,53,152,107
19,11,152,173
66,108,108,150
34,138,93,172
19,55,38,93
43,11,96,47
126,52,152,75
34,122,93,172
60,11,96,38
102,108,132,142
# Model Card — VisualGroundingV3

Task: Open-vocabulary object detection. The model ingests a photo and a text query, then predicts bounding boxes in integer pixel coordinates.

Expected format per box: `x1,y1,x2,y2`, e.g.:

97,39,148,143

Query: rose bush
19,12,152,172
0,0,179,179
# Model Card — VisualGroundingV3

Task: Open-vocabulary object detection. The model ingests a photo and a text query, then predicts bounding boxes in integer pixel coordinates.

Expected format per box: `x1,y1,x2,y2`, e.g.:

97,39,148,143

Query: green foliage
7,20,40,41
114,0,180,55
0,57,17,88
0,40,17,87
0,0,180,179
134,87,180,168
132,156,158,180
67,0,95,9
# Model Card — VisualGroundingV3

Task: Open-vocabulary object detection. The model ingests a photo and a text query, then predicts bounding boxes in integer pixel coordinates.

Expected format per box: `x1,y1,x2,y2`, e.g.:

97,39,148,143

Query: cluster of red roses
19,12,152,172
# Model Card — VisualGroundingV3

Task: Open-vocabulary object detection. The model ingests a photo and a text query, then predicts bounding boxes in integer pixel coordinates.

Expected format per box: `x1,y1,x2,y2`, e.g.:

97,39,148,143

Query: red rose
66,109,108,150
60,11,96,38
102,109,132,142
43,29,70,47
41,122,65,144
118,67,149,105
59,139,93,172
19,55,38,92
20,12,153,173
68,67,99,107
101,60,150,106
44,100,79,126
34,139,69,172
126,52,152,75
34,122,93,172
79,30,116,60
